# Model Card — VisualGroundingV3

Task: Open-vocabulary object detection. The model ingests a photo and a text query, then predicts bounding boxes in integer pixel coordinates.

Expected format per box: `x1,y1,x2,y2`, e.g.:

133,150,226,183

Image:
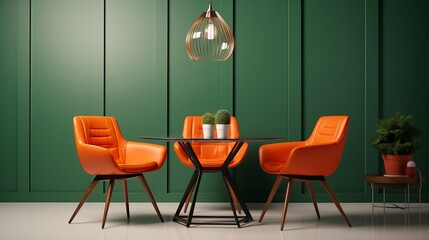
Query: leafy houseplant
215,109,230,139
202,112,215,139
371,112,421,176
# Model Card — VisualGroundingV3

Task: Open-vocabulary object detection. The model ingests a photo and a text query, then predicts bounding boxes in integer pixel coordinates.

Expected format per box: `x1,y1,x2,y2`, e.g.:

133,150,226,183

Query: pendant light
185,1,235,61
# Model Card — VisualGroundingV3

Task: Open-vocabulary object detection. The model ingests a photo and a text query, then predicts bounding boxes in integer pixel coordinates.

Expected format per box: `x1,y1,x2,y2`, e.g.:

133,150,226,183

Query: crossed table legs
173,141,253,227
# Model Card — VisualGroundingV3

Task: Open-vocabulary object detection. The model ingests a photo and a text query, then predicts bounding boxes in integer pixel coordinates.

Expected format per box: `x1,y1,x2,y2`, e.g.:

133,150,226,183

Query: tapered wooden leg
321,180,352,227
227,181,242,214
138,175,164,222
280,179,293,231
259,175,283,222
183,183,195,213
69,178,99,224
123,180,130,220
306,181,320,219
102,179,115,229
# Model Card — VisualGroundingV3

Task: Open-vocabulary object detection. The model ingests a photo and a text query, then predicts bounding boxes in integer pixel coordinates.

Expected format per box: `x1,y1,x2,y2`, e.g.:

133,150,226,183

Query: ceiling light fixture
185,1,235,61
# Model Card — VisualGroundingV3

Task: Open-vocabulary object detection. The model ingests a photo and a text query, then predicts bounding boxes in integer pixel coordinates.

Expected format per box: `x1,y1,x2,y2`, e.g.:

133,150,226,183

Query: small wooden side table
365,173,424,216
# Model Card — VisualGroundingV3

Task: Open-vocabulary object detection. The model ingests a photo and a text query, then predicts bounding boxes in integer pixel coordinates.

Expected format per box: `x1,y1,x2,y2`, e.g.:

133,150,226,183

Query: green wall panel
381,0,429,194
168,0,234,199
234,0,290,201
105,0,168,196
0,0,19,193
302,0,365,194
30,0,104,193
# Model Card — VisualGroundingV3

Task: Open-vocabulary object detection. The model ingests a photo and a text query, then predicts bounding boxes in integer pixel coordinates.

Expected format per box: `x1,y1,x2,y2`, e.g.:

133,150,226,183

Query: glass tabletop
138,136,283,142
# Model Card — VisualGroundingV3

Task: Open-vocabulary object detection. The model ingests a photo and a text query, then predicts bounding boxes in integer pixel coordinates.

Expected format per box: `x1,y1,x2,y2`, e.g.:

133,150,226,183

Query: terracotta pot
382,154,412,176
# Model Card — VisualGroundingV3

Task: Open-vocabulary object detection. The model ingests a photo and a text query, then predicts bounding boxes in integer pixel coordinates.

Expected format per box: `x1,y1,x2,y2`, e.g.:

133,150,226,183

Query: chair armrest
75,143,120,175
259,141,305,164
125,141,167,169
281,143,339,176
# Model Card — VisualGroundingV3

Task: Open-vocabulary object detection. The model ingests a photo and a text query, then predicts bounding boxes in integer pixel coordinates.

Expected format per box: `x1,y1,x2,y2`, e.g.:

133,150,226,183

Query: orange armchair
173,116,248,214
69,116,167,228
258,116,351,230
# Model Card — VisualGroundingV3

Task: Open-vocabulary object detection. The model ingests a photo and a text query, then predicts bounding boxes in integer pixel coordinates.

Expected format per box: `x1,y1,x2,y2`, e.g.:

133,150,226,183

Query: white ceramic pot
202,124,214,139
216,124,229,139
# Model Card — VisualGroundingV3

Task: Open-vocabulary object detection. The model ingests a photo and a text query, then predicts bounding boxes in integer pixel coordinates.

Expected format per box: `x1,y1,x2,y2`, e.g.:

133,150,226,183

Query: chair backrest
73,116,126,165
305,116,349,144
305,116,349,171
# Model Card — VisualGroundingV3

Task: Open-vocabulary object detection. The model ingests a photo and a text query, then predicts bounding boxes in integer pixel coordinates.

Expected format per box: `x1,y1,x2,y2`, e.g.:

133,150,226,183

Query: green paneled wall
105,0,167,197
380,0,429,189
168,0,234,200
0,0,19,193
235,0,291,201
303,0,366,196
30,0,104,194
1,0,428,203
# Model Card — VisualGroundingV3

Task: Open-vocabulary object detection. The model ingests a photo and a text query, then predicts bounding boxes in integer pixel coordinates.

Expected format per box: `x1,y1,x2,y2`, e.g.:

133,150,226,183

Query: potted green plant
202,112,215,139
371,112,421,176
215,109,230,139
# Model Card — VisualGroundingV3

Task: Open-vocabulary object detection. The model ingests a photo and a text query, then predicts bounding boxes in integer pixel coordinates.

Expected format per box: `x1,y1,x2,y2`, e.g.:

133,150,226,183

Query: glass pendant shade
185,4,235,61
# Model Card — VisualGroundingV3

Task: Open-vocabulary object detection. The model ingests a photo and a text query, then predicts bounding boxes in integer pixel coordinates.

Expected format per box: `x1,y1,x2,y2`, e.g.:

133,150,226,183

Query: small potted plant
202,112,215,139
371,112,421,176
215,109,230,139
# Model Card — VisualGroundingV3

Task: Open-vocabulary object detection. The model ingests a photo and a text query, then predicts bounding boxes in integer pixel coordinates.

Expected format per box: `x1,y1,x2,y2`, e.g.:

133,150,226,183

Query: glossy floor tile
0,202,428,240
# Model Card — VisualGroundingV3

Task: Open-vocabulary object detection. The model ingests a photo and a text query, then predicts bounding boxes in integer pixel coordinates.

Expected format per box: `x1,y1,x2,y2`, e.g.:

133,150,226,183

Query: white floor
0,202,428,240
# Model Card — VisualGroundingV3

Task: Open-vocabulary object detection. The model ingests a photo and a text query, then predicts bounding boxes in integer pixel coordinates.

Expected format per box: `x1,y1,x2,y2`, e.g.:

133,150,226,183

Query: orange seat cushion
117,162,158,173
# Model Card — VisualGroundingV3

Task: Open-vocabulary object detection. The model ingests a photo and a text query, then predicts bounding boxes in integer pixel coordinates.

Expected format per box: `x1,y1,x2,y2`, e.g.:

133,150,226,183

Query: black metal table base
175,215,252,226
172,141,253,228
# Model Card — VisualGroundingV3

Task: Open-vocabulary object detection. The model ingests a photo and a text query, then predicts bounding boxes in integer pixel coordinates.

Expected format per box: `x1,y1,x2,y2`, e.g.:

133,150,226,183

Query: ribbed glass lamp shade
185,4,235,61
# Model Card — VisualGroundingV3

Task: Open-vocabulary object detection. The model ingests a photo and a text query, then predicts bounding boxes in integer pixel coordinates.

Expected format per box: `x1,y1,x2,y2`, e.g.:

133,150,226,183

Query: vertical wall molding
166,0,171,194
219,0,234,112
17,0,31,195
288,0,302,141
287,0,303,197
364,0,380,189
103,0,106,116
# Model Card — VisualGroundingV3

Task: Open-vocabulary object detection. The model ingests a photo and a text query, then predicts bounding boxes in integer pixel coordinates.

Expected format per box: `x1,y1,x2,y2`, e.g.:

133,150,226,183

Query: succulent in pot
371,112,421,176
215,109,230,139
202,112,215,139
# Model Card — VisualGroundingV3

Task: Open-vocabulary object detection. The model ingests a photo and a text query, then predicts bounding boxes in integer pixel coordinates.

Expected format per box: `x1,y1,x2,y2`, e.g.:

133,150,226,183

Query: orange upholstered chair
69,116,167,228
174,116,248,213
258,116,351,230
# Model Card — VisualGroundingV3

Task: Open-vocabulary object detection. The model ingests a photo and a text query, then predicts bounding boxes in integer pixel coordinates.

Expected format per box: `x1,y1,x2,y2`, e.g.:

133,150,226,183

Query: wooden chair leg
281,178,293,231
321,180,352,227
306,181,320,219
123,180,130,220
227,180,241,214
259,175,283,222
138,174,164,222
183,183,195,213
69,178,99,224
102,179,115,229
